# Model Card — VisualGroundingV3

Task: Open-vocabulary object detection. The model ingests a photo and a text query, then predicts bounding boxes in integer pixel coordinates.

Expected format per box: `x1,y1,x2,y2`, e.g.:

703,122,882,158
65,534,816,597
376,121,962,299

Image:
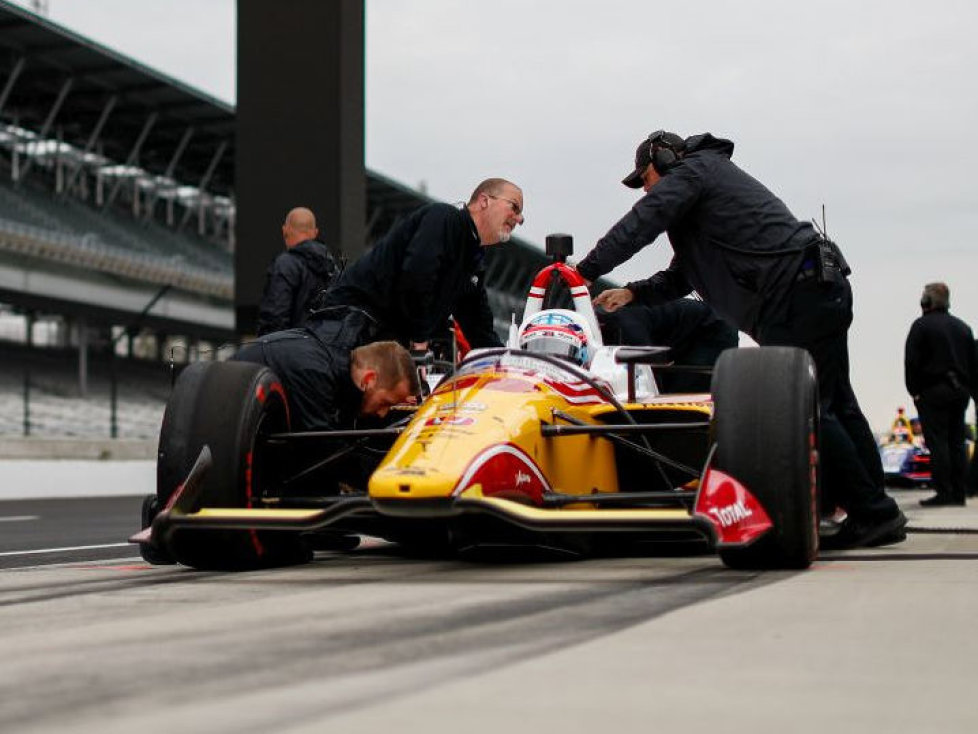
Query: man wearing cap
575,130,905,550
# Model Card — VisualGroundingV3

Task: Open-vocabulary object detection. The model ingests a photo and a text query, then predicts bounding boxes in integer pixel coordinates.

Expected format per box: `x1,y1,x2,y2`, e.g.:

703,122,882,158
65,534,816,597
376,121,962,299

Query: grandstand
0,1,611,439
0,340,173,439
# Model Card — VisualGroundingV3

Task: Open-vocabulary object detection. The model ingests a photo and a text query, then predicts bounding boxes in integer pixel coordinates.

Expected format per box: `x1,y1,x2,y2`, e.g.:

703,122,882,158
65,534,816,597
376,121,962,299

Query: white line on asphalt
0,543,131,557
0,516,40,522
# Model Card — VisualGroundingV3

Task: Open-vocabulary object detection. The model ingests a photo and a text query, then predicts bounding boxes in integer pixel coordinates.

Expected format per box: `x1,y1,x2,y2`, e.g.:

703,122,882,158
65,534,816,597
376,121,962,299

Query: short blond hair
351,341,420,393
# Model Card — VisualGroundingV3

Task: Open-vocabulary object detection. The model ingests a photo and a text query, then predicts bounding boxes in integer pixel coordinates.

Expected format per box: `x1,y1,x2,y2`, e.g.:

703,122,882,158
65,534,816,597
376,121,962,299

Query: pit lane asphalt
0,496,142,568
1,489,977,733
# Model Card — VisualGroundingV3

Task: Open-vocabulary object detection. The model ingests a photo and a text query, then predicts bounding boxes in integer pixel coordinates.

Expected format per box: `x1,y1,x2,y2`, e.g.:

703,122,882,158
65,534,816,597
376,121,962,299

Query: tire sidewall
712,347,819,569
158,361,302,569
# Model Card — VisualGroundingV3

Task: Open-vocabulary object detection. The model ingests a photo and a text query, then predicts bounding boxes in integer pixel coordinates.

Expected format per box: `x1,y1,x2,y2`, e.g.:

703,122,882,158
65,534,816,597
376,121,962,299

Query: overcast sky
12,0,978,430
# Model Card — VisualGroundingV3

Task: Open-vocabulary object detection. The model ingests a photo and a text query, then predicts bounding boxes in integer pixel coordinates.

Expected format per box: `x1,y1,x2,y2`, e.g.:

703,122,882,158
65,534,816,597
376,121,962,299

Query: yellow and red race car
134,237,819,571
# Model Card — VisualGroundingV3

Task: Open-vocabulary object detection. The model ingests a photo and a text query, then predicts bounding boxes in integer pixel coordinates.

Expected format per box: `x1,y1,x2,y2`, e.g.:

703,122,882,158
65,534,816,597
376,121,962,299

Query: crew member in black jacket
575,129,905,549
319,178,524,350
234,310,419,432
257,207,341,335
905,282,977,506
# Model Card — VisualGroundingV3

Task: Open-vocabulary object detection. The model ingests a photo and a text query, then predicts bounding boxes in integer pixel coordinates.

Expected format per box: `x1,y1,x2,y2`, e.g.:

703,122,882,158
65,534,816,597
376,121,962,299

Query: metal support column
144,125,194,221
0,56,26,118
77,316,88,398
17,76,73,184
103,111,158,210
62,94,117,196
178,140,227,232
235,0,365,334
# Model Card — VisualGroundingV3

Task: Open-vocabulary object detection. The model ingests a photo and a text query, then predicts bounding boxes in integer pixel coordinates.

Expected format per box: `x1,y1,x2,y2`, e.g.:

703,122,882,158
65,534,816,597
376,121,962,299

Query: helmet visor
522,333,584,364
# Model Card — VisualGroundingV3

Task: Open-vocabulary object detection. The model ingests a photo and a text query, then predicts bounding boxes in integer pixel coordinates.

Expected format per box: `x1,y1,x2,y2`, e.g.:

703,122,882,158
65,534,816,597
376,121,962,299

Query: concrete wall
0,437,155,460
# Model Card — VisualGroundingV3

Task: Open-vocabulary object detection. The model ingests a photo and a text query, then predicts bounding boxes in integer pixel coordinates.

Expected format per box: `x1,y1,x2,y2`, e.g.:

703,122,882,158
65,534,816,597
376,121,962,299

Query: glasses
485,193,523,218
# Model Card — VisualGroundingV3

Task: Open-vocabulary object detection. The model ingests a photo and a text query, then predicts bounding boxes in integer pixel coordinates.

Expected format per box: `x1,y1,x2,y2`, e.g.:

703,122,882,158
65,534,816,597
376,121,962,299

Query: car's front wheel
712,347,819,570
156,361,309,570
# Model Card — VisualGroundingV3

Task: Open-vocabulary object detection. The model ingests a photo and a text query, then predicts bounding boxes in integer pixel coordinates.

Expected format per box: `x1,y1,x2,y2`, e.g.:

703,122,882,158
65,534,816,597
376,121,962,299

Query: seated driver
518,309,592,367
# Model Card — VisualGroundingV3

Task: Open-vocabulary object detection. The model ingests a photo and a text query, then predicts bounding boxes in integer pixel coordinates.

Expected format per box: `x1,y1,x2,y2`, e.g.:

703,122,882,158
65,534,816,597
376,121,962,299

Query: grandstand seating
0,176,230,271
0,343,170,440
0,177,233,298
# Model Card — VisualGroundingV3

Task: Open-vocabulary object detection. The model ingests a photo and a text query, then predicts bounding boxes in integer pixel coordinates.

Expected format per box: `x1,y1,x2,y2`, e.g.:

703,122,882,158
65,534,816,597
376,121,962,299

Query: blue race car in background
878,407,931,487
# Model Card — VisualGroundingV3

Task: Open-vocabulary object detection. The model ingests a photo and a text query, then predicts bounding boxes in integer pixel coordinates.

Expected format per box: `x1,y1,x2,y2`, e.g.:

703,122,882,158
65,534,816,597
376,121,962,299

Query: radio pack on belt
808,236,851,284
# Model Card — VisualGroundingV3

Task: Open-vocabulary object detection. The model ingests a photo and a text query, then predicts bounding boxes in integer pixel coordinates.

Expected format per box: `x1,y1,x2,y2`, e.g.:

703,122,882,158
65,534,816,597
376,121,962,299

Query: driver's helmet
518,309,591,366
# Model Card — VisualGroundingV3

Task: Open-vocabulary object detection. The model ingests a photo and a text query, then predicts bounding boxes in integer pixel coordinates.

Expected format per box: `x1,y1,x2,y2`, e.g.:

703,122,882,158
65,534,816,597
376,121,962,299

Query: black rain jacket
577,133,819,337
233,309,370,431
905,309,978,401
257,239,342,336
321,203,501,347
602,297,738,357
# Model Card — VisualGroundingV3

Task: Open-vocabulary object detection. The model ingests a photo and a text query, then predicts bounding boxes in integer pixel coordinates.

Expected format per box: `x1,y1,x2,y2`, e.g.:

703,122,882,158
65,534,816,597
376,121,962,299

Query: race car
134,235,819,571
878,407,931,487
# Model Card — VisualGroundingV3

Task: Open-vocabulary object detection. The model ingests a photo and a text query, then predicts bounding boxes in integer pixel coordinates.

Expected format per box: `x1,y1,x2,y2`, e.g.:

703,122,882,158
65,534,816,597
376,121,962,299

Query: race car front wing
131,445,773,554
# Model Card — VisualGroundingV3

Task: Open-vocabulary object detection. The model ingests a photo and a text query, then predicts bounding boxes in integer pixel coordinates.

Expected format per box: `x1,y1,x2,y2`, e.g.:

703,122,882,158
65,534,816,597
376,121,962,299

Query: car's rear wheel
712,347,819,570
157,361,310,570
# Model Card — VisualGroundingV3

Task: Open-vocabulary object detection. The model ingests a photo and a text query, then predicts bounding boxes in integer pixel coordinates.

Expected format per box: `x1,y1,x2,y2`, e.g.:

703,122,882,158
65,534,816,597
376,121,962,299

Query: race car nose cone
369,469,458,500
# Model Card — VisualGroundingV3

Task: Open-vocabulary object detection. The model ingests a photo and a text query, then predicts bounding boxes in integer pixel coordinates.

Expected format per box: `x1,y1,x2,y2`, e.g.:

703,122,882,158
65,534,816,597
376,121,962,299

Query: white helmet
518,309,592,366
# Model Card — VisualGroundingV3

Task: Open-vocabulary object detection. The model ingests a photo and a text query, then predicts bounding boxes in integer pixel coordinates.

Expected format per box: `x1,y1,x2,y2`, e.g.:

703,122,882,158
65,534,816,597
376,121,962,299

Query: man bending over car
316,177,524,351
573,128,905,550
233,311,420,432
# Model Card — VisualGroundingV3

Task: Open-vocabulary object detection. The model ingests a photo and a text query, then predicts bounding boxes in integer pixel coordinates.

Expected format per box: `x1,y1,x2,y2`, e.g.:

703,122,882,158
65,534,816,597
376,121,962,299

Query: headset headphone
647,130,684,175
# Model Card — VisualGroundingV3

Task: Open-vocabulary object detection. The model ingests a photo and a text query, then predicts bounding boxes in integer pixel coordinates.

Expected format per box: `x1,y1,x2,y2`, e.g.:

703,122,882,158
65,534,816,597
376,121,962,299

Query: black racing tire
712,347,819,570
156,362,209,509
157,361,310,570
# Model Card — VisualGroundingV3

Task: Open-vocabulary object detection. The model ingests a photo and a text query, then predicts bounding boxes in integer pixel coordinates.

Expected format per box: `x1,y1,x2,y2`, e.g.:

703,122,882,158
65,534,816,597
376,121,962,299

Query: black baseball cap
622,130,686,188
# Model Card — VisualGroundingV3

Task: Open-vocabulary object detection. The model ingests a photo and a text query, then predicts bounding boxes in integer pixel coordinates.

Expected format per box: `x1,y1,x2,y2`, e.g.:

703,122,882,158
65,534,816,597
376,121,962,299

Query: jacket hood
684,133,735,159
290,239,334,277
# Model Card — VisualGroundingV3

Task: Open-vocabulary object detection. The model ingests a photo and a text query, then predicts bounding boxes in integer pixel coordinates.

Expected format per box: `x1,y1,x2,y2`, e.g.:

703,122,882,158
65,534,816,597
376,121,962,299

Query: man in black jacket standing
319,178,524,350
257,207,341,335
905,282,977,506
574,129,905,548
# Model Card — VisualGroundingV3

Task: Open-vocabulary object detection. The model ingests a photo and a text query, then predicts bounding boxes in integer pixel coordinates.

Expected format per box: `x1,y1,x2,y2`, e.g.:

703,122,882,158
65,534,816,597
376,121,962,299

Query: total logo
708,500,753,528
